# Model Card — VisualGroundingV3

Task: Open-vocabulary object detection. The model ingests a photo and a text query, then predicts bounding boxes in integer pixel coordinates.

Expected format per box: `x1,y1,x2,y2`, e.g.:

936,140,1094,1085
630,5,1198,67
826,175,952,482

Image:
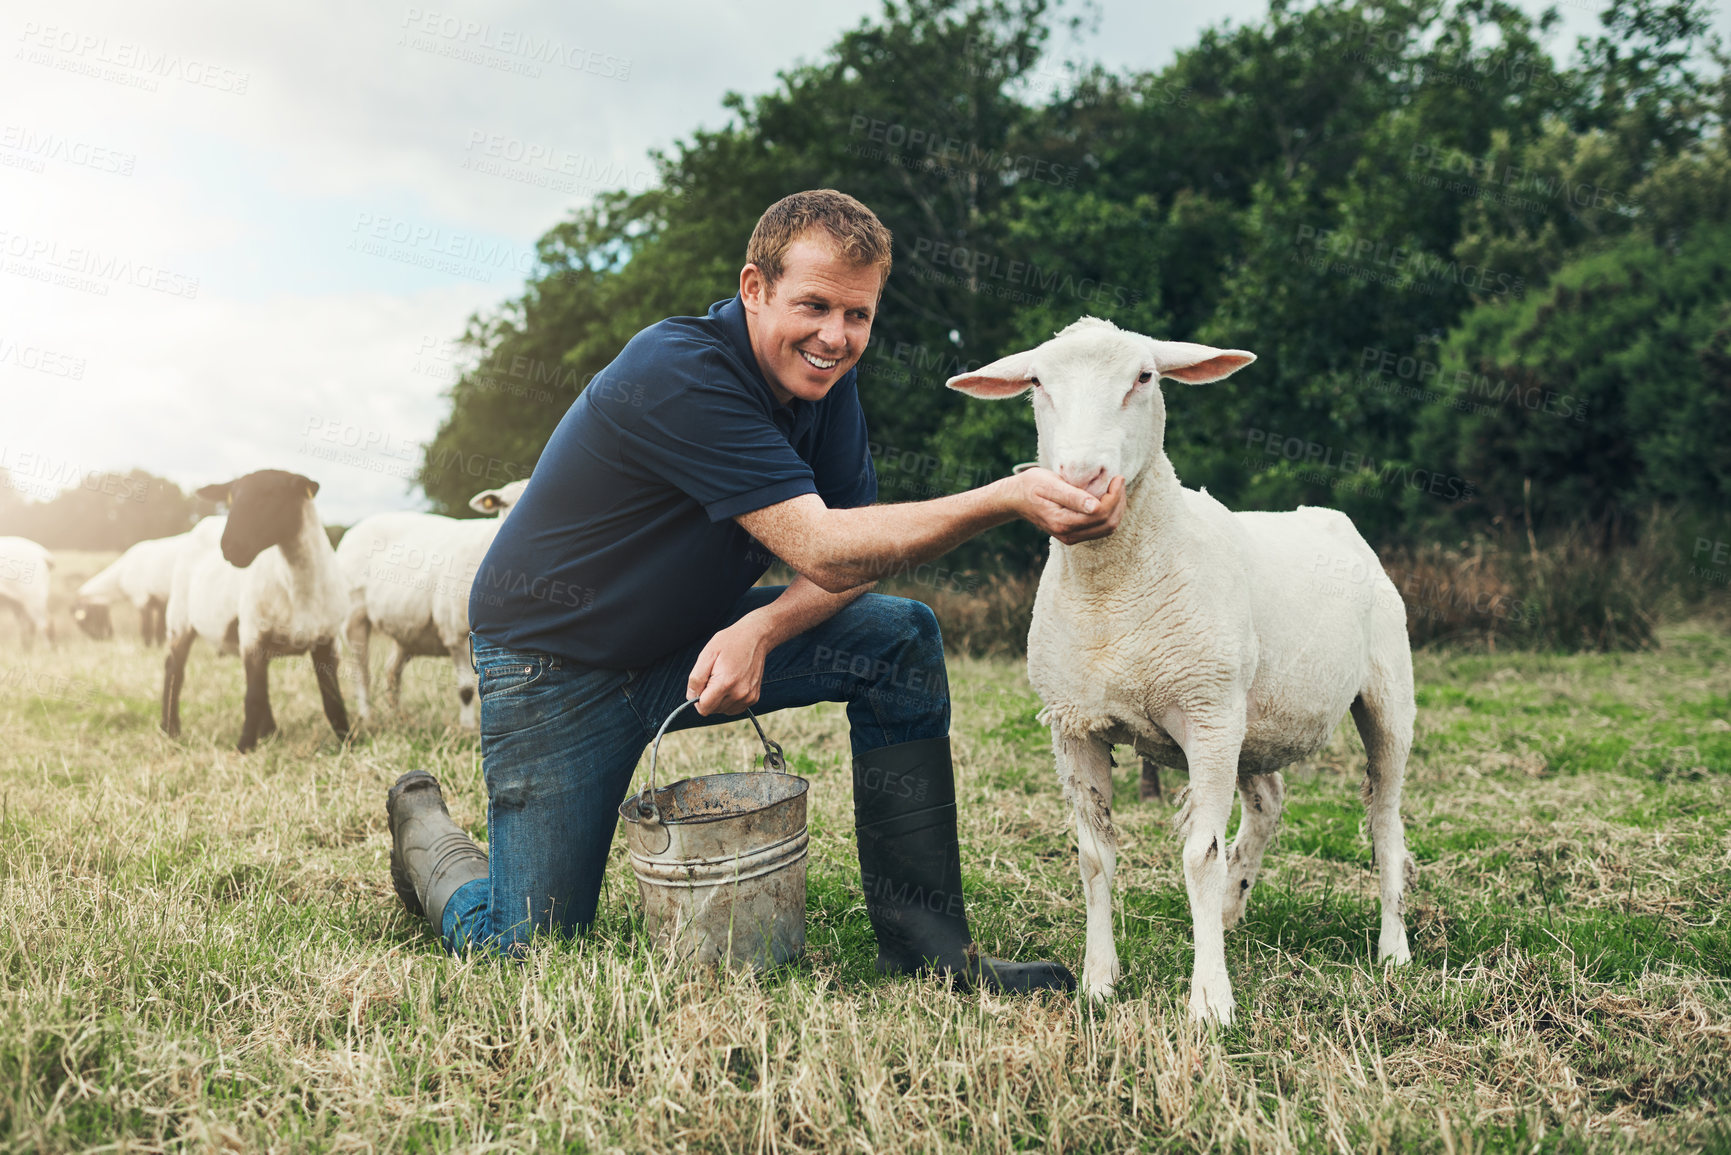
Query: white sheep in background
950,317,1416,1025
0,536,55,648
160,517,240,668
161,472,349,752
336,480,528,728
75,519,226,644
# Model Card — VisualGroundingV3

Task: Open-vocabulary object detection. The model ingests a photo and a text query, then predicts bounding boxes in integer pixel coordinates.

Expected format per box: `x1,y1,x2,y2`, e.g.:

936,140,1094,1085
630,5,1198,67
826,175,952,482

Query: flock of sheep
0,318,1419,1024
0,472,527,752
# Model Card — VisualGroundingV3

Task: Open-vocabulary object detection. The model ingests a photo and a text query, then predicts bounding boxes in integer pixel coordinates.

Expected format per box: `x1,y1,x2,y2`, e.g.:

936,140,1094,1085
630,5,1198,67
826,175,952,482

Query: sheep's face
469,478,531,518
73,601,113,639
946,317,1255,493
198,470,321,568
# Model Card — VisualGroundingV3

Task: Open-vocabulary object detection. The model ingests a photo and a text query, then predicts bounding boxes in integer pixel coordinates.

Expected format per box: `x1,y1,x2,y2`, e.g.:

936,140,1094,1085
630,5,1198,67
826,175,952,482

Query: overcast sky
0,0,1675,522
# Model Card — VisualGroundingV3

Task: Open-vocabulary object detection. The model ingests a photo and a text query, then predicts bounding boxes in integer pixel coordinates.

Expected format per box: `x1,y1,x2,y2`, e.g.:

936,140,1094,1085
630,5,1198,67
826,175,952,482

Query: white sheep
76,521,224,643
336,480,528,728
950,317,1416,1024
161,472,349,752
0,536,55,648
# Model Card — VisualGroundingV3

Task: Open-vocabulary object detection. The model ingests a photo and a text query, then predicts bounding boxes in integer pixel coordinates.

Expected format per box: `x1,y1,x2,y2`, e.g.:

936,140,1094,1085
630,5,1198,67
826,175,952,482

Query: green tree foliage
418,0,1727,563
419,0,1063,517
1415,219,1731,540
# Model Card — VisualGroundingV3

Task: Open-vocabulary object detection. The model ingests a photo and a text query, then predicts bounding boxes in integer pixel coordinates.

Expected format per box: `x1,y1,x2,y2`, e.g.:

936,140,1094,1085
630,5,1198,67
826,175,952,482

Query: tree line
417,0,1730,570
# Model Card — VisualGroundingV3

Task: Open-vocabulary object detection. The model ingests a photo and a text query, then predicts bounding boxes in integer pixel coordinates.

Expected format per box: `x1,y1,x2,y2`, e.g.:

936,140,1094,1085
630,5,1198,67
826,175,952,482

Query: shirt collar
712,294,811,419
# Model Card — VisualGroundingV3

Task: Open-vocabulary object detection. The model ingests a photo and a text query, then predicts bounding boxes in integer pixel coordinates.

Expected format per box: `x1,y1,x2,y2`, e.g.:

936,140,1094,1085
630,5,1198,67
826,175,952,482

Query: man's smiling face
740,234,882,405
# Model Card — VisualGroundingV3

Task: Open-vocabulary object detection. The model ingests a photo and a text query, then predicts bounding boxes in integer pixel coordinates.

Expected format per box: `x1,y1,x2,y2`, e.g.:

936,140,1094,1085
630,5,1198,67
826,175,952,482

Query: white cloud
3,0,1714,529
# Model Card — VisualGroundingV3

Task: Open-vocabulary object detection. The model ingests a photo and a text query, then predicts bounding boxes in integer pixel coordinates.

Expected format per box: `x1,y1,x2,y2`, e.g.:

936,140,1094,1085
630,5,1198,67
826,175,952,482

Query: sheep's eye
1137,370,1154,385
1029,376,1041,389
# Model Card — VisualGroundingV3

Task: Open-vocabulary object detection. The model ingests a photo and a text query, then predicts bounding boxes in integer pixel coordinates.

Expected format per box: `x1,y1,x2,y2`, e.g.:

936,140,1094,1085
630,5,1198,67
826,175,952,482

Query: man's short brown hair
746,189,893,295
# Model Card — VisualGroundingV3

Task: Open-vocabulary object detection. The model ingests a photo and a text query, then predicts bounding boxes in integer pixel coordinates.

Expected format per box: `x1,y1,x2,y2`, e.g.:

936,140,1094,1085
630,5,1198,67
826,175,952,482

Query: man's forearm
742,479,1022,592
743,573,875,649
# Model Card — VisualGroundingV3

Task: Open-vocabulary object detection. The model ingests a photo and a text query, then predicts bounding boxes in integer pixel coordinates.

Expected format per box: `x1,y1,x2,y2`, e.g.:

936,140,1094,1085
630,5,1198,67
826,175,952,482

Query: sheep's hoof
1082,978,1117,1002
1187,988,1236,1027
1221,890,1250,930
1377,934,1412,967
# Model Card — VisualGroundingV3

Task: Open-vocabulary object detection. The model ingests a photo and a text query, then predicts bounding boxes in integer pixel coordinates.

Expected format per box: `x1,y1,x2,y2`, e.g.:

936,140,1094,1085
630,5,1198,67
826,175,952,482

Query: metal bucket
617,700,809,971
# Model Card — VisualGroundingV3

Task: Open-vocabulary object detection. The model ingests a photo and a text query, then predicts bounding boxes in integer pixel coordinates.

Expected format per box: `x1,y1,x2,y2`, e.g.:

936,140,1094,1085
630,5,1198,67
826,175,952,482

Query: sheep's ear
1147,339,1256,384
946,348,1039,398
469,491,503,514
196,482,234,504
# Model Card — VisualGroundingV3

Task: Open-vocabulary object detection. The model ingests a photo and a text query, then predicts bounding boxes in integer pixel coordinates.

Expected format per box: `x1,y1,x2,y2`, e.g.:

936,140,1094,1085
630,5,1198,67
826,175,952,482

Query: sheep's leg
452,633,478,728
344,607,373,723
237,647,271,753
1139,757,1163,802
1352,693,1414,966
11,602,36,651
311,640,350,742
385,642,411,713
1055,733,1119,999
1221,771,1285,930
1174,718,1245,1025
161,631,195,737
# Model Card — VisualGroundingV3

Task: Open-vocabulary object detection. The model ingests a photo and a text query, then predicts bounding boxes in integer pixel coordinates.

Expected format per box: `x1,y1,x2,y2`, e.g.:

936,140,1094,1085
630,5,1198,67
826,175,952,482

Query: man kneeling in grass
386,188,1125,991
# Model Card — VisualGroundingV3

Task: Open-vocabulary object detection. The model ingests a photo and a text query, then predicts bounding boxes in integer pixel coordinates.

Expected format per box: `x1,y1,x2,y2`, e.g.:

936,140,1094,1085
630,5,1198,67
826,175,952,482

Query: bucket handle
632,698,787,825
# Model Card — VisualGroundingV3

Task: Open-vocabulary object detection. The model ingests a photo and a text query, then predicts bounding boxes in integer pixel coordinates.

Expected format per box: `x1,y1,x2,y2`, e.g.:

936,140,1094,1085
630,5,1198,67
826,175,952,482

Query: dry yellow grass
1,556,1728,1151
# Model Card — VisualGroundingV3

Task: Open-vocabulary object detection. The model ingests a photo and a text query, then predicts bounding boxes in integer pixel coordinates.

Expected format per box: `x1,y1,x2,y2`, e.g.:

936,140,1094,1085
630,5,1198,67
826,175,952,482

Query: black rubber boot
386,770,489,934
853,736,1075,994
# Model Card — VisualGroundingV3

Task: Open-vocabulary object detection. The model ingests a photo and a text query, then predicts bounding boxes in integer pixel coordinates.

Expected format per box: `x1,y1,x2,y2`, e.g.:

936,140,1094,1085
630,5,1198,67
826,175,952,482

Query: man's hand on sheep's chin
686,618,772,716
1011,469,1126,545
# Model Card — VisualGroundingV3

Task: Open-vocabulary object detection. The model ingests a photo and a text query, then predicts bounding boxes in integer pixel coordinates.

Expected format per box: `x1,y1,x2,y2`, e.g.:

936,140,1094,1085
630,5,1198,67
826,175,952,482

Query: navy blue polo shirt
469,294,877,668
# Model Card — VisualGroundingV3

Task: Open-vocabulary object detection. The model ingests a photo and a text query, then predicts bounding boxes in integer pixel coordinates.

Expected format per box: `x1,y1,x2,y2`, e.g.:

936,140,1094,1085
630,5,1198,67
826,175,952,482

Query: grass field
2,554,1729,1152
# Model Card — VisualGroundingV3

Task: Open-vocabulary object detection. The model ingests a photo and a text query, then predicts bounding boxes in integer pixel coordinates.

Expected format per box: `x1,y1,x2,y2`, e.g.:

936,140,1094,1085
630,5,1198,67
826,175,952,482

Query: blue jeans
441,586,951,954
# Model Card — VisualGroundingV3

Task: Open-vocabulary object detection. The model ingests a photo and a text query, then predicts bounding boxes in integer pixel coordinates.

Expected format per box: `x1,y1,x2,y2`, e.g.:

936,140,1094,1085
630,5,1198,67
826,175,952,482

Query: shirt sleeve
615,348,819,522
